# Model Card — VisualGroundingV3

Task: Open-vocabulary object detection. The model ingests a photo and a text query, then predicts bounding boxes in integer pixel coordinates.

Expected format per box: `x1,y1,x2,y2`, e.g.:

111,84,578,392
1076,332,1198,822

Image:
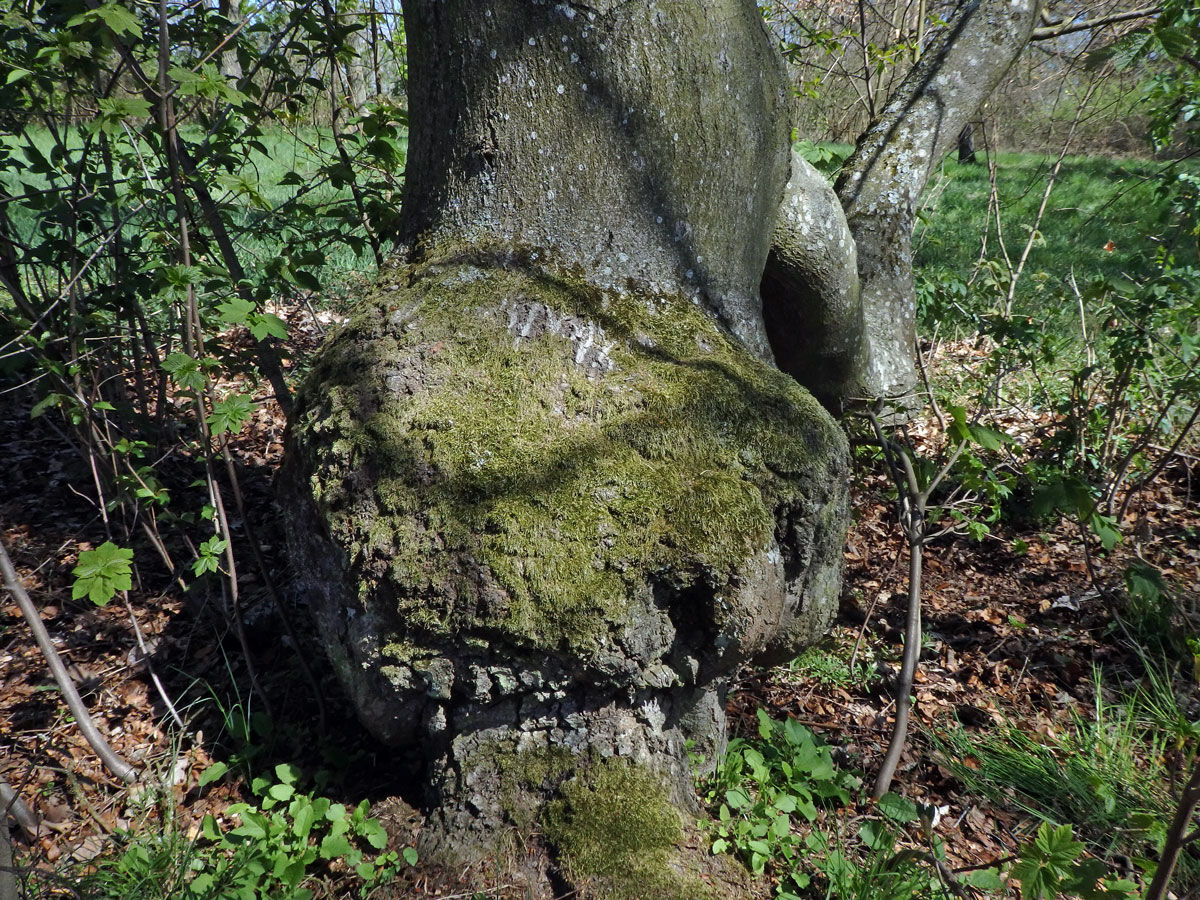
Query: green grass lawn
913,151,1195,328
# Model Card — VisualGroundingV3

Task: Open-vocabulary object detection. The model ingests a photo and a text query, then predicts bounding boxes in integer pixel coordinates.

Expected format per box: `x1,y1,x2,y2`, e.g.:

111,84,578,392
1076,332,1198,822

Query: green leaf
207,393,254,436
361,819,388,850
319,833,354,860
292,803,316,839
68,2,141,37
961,868,1004,891
218,297,255,325
859,820,892,851
877,792,920,824
1157,24,1192,58
30,393,66,418
725,787,752,810
402,846,419,866
249,313,288,341
354,860,376,880
189,872,214,894
162,352,206,392
71,541,133,606
275,763,301,785
198,762,228,787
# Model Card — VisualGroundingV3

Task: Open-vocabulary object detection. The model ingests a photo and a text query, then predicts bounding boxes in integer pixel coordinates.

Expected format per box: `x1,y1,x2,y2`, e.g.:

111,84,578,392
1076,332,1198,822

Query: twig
1145,760,1200,900
0,780,39,839
0,538,137,783
122,594,185,729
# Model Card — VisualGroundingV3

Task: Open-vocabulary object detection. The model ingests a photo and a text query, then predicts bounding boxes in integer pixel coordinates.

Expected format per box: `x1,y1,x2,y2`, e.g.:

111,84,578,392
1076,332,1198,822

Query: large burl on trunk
279,2,851,896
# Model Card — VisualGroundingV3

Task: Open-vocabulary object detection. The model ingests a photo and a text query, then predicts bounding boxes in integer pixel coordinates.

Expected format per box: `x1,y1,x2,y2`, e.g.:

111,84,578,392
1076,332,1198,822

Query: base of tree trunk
279,249,851,893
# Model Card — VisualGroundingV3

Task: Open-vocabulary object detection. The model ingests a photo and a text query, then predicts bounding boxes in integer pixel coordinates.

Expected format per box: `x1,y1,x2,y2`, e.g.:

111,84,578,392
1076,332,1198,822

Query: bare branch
1032,6,1161,40
0,539,137,784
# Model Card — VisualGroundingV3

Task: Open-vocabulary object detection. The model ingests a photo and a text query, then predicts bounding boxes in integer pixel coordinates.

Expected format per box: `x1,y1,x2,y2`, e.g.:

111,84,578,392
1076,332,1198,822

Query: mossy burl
289,247,844,661
475,739,717,900
543,757,716,900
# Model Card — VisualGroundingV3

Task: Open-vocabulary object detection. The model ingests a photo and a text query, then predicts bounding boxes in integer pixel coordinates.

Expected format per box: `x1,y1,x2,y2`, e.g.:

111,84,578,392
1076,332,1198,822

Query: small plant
788,644,876,690
806,793,945,900
1009,822,1138,900
71,541,135,606
702,709,857,896
80,763,416,900
932,668,1199,893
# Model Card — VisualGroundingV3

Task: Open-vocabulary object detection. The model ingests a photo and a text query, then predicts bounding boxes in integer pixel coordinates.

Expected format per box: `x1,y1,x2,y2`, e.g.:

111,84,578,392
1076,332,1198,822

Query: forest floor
2,310,1198,899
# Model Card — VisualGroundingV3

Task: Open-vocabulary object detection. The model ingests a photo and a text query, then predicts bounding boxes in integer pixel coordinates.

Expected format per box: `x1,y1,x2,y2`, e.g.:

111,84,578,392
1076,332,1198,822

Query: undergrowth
931,664,1199,895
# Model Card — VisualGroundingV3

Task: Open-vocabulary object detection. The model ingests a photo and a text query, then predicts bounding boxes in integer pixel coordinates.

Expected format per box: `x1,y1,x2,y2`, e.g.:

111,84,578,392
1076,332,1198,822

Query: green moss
542,758,715,900
290,246,845,658
471,740,578,831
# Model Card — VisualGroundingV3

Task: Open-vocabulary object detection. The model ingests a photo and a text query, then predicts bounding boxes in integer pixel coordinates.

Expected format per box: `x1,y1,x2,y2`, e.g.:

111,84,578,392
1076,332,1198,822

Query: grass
788,640,877,691
0,124,385,304
913,152,1196,327
930,665,1198,893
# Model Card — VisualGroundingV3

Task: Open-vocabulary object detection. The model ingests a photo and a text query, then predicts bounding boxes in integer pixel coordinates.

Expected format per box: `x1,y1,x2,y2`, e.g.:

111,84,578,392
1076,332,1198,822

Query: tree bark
398,0,790,358
282,2,851,894
957,122,977,163
761,149,864,413
835,0,1038,405
217,0,242,80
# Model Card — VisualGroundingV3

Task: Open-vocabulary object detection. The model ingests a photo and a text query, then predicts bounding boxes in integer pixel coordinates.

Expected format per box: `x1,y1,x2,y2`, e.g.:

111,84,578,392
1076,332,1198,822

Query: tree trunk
957,122,977,163
397,0,789,359
217,0,242,81
835,0,1037,406
761,149,864,413
281,2,851,895
343,1,369,116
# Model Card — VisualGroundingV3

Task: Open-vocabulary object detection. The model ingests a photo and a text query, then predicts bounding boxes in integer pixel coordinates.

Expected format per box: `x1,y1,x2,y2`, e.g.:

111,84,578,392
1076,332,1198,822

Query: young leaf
218,297,255,325
207,393,254,436
249,313,288,341
198,762,228,788
71,541,133,606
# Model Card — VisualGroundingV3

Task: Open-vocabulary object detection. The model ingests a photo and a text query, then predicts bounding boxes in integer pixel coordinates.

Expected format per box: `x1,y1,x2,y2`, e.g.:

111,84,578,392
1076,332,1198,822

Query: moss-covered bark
281,2,851,894
280,250,849,886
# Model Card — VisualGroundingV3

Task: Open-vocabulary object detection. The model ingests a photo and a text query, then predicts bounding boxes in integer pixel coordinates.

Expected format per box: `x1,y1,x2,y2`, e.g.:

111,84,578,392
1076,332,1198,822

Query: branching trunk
835,0,1038,405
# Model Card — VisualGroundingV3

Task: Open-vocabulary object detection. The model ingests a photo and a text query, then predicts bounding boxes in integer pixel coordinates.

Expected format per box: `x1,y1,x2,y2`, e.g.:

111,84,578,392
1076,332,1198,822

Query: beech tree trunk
835,0,1038,406
282,3,851,896
398,0,790,357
